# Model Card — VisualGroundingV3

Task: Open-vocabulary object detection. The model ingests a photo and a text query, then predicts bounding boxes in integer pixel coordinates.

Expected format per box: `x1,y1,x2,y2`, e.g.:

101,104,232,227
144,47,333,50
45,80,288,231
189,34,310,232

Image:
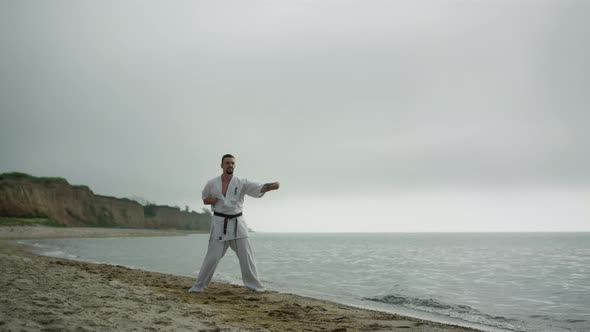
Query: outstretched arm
261,182,280,193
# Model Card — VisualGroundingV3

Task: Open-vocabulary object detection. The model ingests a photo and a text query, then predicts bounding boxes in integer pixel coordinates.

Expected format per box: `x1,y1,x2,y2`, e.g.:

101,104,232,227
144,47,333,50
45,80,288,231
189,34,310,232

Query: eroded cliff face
0,173,210,230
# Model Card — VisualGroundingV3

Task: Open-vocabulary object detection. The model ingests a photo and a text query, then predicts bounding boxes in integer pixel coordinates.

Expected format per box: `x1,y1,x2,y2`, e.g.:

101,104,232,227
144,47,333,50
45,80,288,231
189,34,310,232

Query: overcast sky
1,1,588,232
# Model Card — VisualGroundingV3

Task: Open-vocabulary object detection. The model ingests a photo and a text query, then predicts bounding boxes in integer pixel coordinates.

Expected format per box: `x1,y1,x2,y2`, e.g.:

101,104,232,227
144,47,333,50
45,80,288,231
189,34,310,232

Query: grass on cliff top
0,217,68,227
0,172,68,184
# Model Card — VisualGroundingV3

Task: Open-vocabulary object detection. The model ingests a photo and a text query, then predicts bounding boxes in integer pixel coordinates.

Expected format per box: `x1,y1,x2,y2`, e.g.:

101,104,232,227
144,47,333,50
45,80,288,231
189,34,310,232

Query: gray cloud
1,0,589,207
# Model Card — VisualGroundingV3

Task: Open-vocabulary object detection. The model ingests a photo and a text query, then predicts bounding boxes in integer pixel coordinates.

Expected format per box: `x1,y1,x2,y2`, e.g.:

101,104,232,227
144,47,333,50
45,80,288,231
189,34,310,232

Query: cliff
0,172,211,230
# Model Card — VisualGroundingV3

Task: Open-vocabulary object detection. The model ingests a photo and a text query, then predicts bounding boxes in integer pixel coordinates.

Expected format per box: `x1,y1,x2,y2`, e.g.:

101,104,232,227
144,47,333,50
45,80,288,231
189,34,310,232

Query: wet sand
0,226,483,331
0,225,201,240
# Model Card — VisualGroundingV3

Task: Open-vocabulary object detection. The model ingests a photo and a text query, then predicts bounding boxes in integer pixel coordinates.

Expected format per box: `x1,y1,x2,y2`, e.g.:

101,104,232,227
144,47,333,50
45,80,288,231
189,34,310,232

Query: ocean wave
364,294,524,331
43,250,78,260
19,241,55,250
530,315,588,324
19,240,79,260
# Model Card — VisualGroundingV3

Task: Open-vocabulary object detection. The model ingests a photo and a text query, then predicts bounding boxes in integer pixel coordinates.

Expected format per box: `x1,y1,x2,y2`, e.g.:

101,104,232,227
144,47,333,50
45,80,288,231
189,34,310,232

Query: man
189,154,280,293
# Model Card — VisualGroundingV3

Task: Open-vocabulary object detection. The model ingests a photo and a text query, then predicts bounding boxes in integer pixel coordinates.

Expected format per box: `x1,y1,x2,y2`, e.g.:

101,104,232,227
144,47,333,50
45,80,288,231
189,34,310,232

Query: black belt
214,212,243,236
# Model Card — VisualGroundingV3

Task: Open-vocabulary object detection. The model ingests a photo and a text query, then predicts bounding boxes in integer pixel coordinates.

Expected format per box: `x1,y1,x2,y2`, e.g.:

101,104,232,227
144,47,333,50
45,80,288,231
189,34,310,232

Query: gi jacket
202,176,265,242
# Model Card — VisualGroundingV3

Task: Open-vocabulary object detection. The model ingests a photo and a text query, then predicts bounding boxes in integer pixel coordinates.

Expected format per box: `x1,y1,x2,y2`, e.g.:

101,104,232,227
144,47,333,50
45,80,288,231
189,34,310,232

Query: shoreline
0,226,484,331
0,225,205,240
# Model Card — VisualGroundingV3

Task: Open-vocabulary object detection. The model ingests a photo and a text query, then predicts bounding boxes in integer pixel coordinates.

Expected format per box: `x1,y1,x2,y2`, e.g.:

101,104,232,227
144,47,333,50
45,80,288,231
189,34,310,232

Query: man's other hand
203,197,218,205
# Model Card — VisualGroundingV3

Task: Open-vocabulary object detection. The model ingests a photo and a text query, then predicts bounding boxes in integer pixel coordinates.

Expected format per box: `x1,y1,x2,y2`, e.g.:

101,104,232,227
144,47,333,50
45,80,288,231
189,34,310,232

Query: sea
22,233,590,332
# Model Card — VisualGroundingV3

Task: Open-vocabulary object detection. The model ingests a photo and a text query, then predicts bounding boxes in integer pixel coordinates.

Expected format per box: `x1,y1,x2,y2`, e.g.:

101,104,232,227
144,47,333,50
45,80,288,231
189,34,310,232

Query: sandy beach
0,226,483,332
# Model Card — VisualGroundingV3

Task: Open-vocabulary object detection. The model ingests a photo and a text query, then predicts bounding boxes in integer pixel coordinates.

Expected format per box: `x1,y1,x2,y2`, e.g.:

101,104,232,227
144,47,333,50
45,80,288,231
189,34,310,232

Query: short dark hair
221,154,235,163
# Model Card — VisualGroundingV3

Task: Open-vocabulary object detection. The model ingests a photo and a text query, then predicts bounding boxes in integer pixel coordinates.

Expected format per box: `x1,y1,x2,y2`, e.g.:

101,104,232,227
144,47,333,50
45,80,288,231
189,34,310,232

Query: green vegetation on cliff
0,172,68,184
0,217,67,227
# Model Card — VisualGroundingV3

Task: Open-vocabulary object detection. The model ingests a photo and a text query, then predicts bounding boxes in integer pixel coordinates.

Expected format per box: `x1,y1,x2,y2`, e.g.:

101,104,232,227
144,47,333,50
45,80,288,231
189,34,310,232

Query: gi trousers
193,237,265,292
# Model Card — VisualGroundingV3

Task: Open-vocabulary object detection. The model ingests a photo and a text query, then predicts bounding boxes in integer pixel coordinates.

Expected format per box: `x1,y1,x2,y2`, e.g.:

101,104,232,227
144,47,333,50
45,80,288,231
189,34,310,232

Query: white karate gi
191,176,266,292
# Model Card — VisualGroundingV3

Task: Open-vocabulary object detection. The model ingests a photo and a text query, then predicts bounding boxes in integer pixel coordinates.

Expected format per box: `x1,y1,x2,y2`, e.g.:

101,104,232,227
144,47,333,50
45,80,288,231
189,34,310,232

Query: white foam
42,250,78,260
